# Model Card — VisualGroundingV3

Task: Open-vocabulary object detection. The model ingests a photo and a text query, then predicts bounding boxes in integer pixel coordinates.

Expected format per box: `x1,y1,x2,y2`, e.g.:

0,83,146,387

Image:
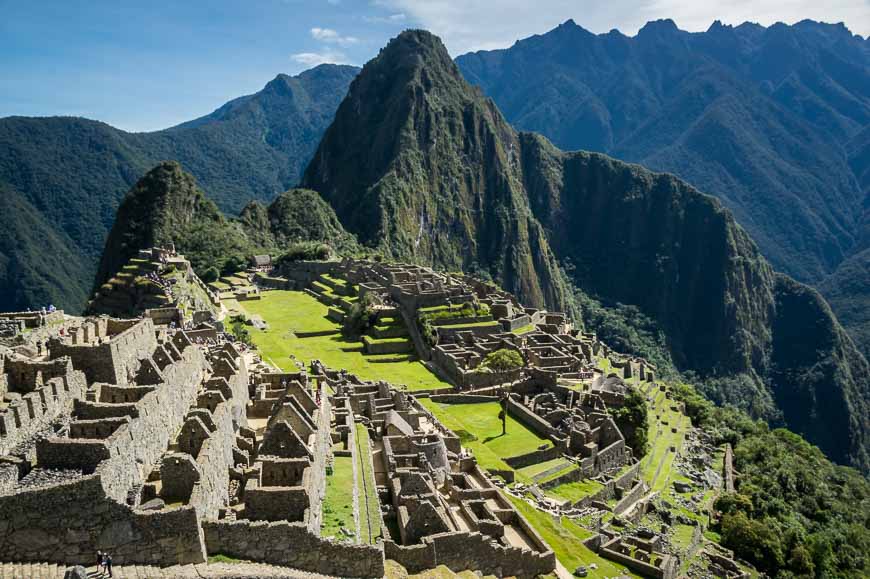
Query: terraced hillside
229,262,747,577
234,288,449,392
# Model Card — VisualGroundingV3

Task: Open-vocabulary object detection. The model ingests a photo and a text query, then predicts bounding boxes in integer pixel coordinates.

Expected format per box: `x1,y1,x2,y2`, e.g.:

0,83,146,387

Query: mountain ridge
0,63,359,314
302,28,869,472
456,18,869,280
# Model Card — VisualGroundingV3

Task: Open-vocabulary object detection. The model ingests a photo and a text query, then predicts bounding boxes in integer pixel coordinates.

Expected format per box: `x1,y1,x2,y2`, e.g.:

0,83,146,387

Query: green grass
419,400,551,480
239,291,450,391
671,524,696,550
505,494,639,578
640,391,689,491
321,456,357,540
543,478,605,503
208,554,244,564
516,457,571,479
511,324,535,335
355,424,381,544
321,273,348,288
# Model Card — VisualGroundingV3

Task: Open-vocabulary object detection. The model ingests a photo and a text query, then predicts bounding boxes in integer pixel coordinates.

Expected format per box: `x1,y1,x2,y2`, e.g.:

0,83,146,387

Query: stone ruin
317,367,557,578
0,313,384,577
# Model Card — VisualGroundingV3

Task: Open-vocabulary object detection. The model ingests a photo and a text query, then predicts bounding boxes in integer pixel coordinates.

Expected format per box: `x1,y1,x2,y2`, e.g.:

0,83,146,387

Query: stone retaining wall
505,398,555,439
202,519,384,578
505,441,566,469
613,481,646,516
384,530,555,579
0,474,205,565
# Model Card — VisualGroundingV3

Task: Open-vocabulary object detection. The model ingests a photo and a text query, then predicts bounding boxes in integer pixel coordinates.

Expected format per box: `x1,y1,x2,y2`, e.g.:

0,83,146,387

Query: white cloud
363,12,407,24
376,0,870,55
291,49,350,67
310,27,359,46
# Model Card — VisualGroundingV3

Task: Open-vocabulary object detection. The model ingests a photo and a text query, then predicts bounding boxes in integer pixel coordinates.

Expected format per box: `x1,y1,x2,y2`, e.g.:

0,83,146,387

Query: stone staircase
0,561,338,578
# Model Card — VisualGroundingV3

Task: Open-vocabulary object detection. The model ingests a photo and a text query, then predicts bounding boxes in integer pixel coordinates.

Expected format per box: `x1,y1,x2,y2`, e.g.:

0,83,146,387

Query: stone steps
0,561,339,578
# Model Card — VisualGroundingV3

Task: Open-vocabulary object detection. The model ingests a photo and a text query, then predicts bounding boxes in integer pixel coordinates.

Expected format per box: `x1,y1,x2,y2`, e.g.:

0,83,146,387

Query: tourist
105,552,113,577
95,551,104,576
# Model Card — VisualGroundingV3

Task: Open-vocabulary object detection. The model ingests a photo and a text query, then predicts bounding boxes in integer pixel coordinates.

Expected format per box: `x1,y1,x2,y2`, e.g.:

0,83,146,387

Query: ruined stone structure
318,367,556,578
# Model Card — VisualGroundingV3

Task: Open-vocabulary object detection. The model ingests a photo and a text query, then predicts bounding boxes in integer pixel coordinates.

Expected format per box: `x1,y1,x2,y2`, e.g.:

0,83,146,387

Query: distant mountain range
2,20,870,471
299,29,866,472
456,18,870,356
0,64,358,313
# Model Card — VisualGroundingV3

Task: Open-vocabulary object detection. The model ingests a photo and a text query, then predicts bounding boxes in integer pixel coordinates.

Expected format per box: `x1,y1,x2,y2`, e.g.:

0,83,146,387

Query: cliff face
771,275,870,471
518,134,776,375
302,30,869,471
303,30,574,314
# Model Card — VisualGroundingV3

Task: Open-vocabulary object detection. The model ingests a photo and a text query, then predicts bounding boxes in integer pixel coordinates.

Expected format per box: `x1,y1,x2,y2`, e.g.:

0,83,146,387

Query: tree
720,512,785,573
343,292,380,337
481,348,523,373
611,386,649,455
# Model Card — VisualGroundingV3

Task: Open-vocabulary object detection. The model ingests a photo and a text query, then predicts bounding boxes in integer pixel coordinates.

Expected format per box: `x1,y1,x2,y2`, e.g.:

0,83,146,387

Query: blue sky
2,0,868,132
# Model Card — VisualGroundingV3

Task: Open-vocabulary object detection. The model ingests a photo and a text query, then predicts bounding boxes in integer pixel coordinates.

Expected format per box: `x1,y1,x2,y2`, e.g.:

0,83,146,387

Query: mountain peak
638,18,680,37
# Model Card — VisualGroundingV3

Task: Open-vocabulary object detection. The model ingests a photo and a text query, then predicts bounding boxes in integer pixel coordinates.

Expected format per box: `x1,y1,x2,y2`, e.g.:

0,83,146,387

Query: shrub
201,267,219,283
611,387,649,455
276,242,332,265
343,293,380,337
481,348,524,373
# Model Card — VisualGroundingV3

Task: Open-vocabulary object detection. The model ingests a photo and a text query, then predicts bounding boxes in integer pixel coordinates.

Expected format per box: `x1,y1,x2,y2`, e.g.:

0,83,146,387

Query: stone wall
187,395,237,519
50,319,157,385
384,530,555,579
276,261,339,285
613,481,646,516
202,519,384,578
0,368,87,456
505,398,555,439
97,346,208,502
0,474,205,565
504,441,566,469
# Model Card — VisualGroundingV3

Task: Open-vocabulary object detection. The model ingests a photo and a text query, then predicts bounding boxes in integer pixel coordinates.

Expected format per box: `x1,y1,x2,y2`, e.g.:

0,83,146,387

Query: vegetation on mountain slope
820,248,870,360
0,64,358,313
457,19,869,286
301,29,870,472
94,161,256,289
93,163,356,303
303,30,576,317
673,383,870,578
458,19,870,360
0,183,91,312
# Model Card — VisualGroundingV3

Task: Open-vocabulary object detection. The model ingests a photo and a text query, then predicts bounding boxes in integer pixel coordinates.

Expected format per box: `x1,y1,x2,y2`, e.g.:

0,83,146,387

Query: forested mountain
0,64,358,314
456,19,870,353
303,29,869,472
95,161,355,296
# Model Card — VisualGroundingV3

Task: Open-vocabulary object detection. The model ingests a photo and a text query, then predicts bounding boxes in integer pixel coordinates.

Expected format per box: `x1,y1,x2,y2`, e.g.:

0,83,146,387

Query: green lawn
516,457,572,479
505,494,639,578
543,478,605,503
419,400,551,480
641,397,689,491
322,456,356,540
240,291,451,391
355,424,381,544
511,324,535,335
